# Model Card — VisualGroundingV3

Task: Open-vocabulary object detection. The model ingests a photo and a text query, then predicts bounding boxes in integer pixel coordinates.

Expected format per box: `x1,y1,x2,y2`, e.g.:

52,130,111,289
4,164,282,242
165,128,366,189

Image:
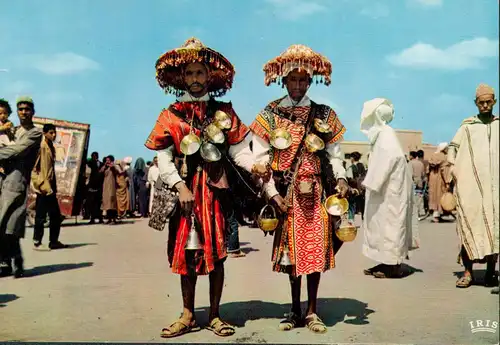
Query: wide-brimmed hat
155,37,235,97
435,142,448,153
263,44,332,86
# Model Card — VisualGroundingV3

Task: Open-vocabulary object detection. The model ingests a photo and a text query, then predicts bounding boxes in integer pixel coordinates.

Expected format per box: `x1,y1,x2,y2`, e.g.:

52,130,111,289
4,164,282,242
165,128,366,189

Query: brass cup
305,133,325,152
335,225,358,242
200,142,222,162
258,204,279,232
214,110,232,130
314,118,332,133
270,129,292,150
205,123,225,144
324,194,349,216
180,133,201,155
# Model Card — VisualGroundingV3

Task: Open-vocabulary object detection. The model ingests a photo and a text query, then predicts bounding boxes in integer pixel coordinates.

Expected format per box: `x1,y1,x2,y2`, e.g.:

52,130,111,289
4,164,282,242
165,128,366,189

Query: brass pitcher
214,110,232,130
185,214,203,250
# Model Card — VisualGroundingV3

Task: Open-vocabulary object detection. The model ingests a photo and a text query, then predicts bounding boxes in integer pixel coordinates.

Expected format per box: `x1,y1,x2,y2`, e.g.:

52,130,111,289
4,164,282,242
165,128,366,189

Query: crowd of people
81,154,160,224
0,37,497,339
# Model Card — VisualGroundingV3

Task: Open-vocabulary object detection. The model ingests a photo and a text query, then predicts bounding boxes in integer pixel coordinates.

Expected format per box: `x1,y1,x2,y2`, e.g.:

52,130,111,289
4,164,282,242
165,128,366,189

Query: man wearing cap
144,38,267,338
0,97,43,277
359,98,419,279
249,44,350,334
427,142,452,222
449,84,499,289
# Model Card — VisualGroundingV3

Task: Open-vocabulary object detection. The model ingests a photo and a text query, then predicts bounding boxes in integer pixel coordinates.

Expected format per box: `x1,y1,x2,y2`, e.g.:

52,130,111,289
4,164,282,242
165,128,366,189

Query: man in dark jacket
0,97,42,277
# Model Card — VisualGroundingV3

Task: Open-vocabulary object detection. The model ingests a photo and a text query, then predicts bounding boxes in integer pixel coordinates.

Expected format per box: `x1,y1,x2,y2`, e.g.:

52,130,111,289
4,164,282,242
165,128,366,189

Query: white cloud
264,0,326,20
0,68,8,72
360,3,389,19
387,37,499,70
18,52,99,75
409,0,443,7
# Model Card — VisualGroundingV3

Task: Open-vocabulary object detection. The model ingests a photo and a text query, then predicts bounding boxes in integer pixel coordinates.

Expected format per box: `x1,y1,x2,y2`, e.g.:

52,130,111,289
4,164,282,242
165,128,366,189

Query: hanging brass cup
205,123,225,144
314,118,332,133
200,142,222,162
214,110,232,130
304,133,325,152
258,204,279,232
180,133,201,155
335,215,358,242
270,129,292,150
324,194,349,216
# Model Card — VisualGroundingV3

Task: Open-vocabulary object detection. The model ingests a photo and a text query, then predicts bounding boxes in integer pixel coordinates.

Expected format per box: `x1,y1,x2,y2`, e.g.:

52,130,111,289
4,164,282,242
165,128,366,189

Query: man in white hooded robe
360,98,419,278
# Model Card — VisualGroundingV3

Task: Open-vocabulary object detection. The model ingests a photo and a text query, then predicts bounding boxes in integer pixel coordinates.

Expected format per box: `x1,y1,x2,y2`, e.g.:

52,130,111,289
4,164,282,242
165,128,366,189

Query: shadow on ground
240,247,259,255
0,294,20,307
64,243,98,249
24,262,94,278
400,263,423,277
195,298,374,328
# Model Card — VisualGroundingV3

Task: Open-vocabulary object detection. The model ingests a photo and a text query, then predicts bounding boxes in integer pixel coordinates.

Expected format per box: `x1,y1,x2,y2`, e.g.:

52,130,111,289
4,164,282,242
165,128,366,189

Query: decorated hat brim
155,46,235,97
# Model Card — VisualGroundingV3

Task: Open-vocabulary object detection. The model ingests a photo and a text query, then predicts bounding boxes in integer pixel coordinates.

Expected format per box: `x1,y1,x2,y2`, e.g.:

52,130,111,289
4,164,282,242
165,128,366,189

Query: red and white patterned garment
250,97,345,276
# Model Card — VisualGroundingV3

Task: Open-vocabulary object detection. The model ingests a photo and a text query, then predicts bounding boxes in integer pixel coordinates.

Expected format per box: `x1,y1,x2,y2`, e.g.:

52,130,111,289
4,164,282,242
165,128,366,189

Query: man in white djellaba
359,98,419,279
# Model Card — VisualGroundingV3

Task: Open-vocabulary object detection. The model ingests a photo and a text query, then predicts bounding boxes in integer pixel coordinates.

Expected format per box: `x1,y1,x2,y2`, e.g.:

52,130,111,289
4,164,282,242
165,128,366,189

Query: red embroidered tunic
250,97,345,276
145,100,249,275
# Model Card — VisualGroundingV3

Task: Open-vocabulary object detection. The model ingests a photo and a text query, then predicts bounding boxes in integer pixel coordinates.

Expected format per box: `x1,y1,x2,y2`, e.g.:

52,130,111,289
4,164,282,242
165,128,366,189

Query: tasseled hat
475,83,495,98
263,44,332,87
155,37,235,98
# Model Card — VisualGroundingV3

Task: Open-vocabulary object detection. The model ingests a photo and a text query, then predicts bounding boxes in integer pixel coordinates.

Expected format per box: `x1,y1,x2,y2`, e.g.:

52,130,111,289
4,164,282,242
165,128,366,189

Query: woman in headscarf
124,157,136,216
100,155,118,224
115,159,130,219
133,158,149,217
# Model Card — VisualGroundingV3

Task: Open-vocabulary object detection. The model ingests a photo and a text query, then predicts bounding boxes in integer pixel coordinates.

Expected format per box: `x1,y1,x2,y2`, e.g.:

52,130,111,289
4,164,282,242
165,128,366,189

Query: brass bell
205,123,225,144
200,142,222,162
214,110,232,130
324,194,349,216
270,128,292,150
180,133,201,155
185,214,203,250
280,246,292,266
304,133,325,153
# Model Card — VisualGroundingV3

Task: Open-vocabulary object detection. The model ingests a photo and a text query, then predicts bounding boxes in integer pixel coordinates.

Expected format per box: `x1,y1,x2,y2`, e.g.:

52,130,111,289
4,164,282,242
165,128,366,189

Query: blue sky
1,0,498,161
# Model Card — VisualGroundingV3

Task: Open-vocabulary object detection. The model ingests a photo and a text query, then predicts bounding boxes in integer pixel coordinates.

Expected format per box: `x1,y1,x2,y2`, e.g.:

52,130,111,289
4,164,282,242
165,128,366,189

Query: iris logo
469,320,498,333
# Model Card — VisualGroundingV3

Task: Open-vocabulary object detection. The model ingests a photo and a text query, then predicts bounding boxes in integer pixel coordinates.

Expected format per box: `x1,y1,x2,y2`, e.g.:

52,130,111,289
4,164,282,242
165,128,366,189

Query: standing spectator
86,152,103,224
408,151,426,218
133,158,149,217
32,124,67,250
428,143,452,222
0,96,43,277
147,156,159,215
101,155,118,224
115,159,130,219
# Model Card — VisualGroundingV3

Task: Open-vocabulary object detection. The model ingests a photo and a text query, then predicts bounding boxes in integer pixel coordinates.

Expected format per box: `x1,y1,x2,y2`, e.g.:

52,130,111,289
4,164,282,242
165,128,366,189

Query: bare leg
305,272,320,316
208,261,224,321
289,274,302,315
180,274,197,322
456,246,474,288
